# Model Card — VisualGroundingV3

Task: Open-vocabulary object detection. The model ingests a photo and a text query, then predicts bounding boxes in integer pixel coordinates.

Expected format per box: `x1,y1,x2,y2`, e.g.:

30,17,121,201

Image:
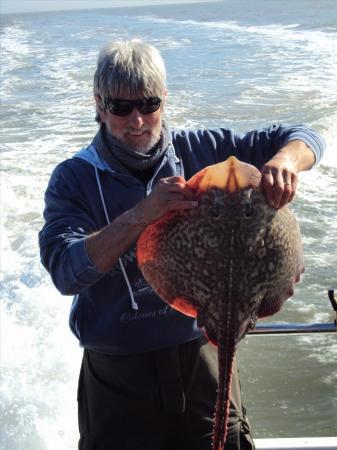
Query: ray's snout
187,156,262,195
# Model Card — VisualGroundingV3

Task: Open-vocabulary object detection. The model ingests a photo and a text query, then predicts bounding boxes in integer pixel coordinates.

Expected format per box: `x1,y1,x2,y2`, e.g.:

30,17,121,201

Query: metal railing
248,289,337,335
254,436,337,450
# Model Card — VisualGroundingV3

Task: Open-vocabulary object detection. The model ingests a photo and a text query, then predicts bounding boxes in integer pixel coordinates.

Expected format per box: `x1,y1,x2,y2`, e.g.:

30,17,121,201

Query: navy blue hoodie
39,125,324,354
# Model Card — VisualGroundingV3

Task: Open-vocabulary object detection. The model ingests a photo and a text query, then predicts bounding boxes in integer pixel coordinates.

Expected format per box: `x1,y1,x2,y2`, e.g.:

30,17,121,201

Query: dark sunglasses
104,97,162,116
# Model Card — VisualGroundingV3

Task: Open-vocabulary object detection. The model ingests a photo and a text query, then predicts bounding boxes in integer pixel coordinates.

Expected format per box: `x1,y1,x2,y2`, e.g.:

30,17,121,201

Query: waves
1,4,337,447
141,15,337,167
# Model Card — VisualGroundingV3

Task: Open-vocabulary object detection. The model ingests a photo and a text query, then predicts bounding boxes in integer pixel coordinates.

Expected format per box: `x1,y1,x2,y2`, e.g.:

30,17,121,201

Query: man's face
96,93,166,154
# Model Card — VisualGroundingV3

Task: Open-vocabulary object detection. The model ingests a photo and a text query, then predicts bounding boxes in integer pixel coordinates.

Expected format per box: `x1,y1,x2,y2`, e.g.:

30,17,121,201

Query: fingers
141,176,198,224
157,176,194,198
158,190,198,212
158,176,186,188
165,199,199,212
288,174,298,203
261,171,275,207
261,167,298,209
161,192,195,204
279,173,298,208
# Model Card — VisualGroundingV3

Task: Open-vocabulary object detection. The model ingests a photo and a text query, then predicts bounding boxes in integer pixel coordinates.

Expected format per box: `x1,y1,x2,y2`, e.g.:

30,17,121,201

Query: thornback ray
137,156,304,450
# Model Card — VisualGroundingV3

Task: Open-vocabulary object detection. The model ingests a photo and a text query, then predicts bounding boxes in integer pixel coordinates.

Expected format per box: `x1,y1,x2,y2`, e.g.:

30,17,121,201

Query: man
39,39,324,450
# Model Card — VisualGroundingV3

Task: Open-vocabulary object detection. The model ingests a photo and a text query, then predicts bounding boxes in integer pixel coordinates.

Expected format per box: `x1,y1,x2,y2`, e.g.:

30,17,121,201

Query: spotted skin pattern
137,157,304,450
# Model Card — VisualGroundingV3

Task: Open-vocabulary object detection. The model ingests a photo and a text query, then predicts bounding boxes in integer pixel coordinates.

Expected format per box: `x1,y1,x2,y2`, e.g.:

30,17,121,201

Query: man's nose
128,108,144,128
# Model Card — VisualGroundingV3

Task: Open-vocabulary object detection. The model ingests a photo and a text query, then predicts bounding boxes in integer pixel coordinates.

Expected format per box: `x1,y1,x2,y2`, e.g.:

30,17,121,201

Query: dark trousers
78,337,255,450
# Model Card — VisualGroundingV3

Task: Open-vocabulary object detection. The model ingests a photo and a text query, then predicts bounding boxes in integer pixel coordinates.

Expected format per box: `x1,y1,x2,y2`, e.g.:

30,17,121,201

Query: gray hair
94,39,166,110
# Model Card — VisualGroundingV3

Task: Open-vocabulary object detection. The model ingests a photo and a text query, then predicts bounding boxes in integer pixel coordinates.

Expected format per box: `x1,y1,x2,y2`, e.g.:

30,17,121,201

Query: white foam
1,271,81,449
1,10,336,446
1,25,31,56
314,114,337,168
298,335,337,365
0,160,82,448
139,15,337,51
141,17,337,150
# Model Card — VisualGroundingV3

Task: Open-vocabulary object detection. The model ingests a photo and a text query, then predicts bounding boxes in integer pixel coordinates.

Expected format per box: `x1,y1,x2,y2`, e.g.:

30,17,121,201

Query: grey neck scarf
92,121,171,173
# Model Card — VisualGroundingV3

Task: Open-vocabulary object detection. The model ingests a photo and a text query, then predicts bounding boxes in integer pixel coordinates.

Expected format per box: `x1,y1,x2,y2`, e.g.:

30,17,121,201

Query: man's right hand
85,176,198,273
135,176,198,225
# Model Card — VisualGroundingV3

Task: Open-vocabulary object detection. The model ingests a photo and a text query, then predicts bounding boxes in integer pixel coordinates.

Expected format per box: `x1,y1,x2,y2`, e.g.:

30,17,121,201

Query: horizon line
1,0,223,16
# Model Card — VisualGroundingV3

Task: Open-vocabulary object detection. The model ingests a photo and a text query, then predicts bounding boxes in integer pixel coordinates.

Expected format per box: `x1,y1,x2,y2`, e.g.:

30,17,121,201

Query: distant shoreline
1,0,222,16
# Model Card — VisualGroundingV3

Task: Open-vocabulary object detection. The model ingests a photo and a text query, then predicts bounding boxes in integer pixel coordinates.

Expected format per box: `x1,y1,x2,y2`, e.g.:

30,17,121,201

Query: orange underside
169,296,198,318
137,156,261,266
186,156,261,195
137,211,177,266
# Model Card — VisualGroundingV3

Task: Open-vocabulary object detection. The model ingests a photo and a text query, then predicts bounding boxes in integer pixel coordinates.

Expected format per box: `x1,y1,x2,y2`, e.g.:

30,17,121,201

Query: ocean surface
1,1,336,448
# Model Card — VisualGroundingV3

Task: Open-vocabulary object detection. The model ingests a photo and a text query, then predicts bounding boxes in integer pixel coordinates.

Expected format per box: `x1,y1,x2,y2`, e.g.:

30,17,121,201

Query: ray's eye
245,202,253,217
212,203,221,217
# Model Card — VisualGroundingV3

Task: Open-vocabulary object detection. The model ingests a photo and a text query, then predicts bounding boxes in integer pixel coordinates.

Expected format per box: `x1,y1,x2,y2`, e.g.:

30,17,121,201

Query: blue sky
1,0,217,15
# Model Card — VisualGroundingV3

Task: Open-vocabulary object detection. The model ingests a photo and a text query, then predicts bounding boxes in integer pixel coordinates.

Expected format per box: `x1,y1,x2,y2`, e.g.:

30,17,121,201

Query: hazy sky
1,0,217,15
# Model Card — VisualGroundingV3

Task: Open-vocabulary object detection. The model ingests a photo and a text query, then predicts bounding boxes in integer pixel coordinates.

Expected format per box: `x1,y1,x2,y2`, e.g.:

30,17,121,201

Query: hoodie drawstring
94,166,139,311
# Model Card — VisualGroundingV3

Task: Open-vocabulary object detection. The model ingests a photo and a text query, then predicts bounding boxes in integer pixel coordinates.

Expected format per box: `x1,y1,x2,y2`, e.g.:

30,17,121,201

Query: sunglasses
104,97,162,116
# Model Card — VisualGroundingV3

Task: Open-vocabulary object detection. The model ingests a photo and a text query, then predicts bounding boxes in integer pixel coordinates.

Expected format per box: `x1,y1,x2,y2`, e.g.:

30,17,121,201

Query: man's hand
85,176,197,273
261,140,315,209
261,152,298,209
135,176,198,224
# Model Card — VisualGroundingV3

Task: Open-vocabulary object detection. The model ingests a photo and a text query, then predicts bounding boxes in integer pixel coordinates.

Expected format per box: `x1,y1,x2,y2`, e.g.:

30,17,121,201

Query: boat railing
249,289,337,335
247,290,337,449
254,436,337,450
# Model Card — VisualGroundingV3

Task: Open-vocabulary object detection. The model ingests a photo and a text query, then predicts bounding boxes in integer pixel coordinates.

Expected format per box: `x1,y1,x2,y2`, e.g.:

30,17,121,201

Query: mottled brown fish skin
137,157,304,450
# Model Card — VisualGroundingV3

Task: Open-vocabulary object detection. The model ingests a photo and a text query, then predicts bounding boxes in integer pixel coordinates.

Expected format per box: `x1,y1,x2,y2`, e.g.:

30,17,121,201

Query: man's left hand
261,140,315,209
261,152,298,209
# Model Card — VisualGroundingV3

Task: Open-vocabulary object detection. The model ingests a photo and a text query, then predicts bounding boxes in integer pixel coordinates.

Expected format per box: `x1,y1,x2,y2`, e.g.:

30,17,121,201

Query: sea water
1,1,336,448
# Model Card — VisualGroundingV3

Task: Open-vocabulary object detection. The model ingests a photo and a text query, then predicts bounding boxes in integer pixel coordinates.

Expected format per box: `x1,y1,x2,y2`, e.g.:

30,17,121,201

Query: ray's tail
211,318,237,450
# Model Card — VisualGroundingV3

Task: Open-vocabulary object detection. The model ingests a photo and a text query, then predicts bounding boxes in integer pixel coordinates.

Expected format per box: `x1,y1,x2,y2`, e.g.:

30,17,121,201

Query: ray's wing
137,157,262,321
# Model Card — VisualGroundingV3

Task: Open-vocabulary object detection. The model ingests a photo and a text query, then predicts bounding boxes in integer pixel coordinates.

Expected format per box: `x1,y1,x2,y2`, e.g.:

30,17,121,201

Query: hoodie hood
74,144,113,173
